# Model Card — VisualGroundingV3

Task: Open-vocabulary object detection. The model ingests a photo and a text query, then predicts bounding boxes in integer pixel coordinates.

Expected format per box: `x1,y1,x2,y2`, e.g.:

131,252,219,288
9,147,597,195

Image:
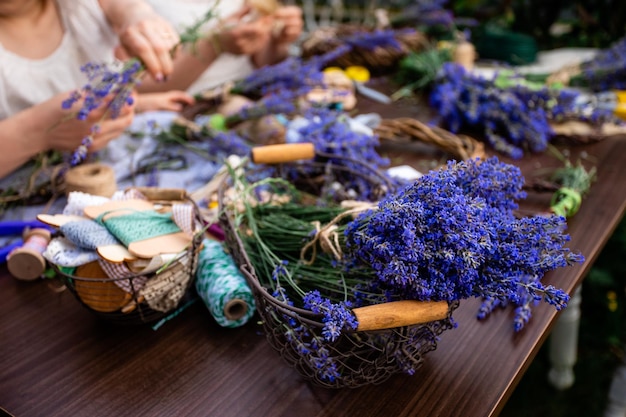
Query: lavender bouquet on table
571,35,626,92
231,156,583,384
429,63,583,159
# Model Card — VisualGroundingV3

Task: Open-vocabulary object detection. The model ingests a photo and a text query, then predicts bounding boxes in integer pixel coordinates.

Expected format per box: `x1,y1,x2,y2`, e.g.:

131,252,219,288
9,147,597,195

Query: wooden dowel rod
251,143,315,164
353,300,450,332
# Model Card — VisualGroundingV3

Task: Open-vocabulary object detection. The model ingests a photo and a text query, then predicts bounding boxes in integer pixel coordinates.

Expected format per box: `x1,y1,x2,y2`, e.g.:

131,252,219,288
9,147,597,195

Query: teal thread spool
195,239,256,328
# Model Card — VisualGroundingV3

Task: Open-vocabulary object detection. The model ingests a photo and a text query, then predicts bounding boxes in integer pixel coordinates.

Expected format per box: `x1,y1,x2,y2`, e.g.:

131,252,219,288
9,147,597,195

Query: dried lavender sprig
430,63,580,159
231,45,353,97
63,5,220,166
577,35,626,91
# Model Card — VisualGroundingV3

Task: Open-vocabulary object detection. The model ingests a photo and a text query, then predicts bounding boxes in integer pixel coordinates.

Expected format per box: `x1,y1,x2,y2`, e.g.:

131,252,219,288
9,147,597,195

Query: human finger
89,112,135,151
118,21,178,81
137,20,179,77
168,91,196,106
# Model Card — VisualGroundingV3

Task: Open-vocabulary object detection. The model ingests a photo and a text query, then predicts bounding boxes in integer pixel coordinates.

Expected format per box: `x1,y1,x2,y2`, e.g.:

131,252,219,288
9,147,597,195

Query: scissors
0,219,53,264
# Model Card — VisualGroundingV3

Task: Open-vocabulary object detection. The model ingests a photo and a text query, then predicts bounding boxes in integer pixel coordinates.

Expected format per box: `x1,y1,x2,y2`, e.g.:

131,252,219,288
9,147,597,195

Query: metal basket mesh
218,158,458,388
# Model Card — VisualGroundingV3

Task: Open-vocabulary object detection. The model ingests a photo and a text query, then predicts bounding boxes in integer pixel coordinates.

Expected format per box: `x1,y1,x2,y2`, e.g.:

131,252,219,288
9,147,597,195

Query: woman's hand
45,92,135,152
272,6,303,45
216,6,274,56
0,91,135,178
99,0,180,81
136,91,195,113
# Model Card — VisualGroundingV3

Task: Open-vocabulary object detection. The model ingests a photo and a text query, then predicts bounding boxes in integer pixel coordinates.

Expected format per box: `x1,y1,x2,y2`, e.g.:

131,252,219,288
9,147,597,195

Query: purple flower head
343,157,583,330
430,63,582,158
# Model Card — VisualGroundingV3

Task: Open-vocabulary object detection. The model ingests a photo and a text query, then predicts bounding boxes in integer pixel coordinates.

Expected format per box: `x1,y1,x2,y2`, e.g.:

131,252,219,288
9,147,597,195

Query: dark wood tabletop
1,96,626,417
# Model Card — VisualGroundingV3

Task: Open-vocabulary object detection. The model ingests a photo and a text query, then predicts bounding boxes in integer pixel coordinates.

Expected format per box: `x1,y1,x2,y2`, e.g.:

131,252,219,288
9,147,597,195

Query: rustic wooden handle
132,187,188,202
353,300,450,332
251,143,316,164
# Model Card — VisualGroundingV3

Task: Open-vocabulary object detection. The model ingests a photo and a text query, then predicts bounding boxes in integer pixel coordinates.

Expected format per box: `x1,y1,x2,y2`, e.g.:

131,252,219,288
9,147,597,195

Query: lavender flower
303,290,358,342
62,60,141,120
231,45,352,97
430,63,581,159
577,35,626,91
342,29,407,51
62,7,219,166
274,287,343,383
343,157,583,330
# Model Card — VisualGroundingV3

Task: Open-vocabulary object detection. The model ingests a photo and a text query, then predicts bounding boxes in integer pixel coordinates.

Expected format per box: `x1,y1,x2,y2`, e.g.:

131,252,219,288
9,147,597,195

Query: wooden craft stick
127,232,192,259
353,300,450,332
37,214,87,228
251,143,316,164
97,244,137,263
131,187,187,202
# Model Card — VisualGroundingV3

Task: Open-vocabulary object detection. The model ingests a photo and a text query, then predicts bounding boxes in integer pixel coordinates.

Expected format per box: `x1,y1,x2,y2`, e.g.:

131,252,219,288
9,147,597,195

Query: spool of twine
453,42,477,71
7,228,52,281
64,162,117,197
195,239,256,328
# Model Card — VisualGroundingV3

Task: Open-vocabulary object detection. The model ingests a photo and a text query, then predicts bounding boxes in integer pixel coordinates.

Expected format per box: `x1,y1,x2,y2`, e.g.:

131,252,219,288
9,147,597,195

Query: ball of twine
64,162,117,198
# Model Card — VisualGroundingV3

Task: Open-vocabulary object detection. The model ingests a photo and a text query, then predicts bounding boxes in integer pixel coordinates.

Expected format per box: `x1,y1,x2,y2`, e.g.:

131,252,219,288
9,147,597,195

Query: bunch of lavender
391,0,459,30
430,63,580,159
340,28,407,51
279,106,405,201
232,178,398,383
231,28,412,98
575,35,626,92
230,45,352,98
343,157,583,330
61,6,219,166
224,88,301,127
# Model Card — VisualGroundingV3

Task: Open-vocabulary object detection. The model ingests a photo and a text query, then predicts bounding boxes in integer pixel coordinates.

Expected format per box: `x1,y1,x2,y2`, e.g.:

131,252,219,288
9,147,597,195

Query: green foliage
451,0,626,49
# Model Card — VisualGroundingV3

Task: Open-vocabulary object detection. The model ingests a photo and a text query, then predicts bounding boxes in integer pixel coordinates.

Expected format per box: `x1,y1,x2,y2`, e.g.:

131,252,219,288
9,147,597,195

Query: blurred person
143,0,303,94
0,0,192,178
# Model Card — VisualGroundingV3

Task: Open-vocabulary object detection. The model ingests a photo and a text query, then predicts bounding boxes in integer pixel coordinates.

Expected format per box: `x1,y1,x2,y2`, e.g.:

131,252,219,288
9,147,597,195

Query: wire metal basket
218,148,458,388
52,188,204,325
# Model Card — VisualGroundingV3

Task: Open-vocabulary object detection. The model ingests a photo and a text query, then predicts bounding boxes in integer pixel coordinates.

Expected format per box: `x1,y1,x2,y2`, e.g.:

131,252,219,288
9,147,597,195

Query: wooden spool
74,261,132,313
7,228,52,281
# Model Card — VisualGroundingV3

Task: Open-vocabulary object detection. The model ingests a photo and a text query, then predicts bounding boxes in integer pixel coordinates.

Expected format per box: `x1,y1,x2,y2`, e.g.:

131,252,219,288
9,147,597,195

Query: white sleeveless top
146,0,256,94
0,0,118,119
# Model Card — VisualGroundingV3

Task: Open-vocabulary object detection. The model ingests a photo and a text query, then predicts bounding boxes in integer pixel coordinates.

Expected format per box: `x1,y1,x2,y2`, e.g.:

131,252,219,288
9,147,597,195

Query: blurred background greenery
451,0,626,49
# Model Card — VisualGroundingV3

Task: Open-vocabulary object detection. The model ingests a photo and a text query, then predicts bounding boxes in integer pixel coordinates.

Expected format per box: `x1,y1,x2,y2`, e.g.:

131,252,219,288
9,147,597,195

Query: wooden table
1,99,626,416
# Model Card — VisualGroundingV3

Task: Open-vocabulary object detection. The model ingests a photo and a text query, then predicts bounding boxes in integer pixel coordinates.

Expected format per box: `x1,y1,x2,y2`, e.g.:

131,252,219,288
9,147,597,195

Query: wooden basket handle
251,143,316,164
353,300,450,332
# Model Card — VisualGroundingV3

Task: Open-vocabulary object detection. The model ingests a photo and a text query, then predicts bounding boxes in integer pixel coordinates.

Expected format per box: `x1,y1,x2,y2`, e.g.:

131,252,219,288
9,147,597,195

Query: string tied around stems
300,203,376,265
550,187,582,218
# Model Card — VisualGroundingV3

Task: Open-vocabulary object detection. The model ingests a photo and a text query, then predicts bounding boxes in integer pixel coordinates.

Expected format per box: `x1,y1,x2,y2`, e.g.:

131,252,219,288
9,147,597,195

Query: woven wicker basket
300,24,429,76
52,188,204,325
218,147,458,388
